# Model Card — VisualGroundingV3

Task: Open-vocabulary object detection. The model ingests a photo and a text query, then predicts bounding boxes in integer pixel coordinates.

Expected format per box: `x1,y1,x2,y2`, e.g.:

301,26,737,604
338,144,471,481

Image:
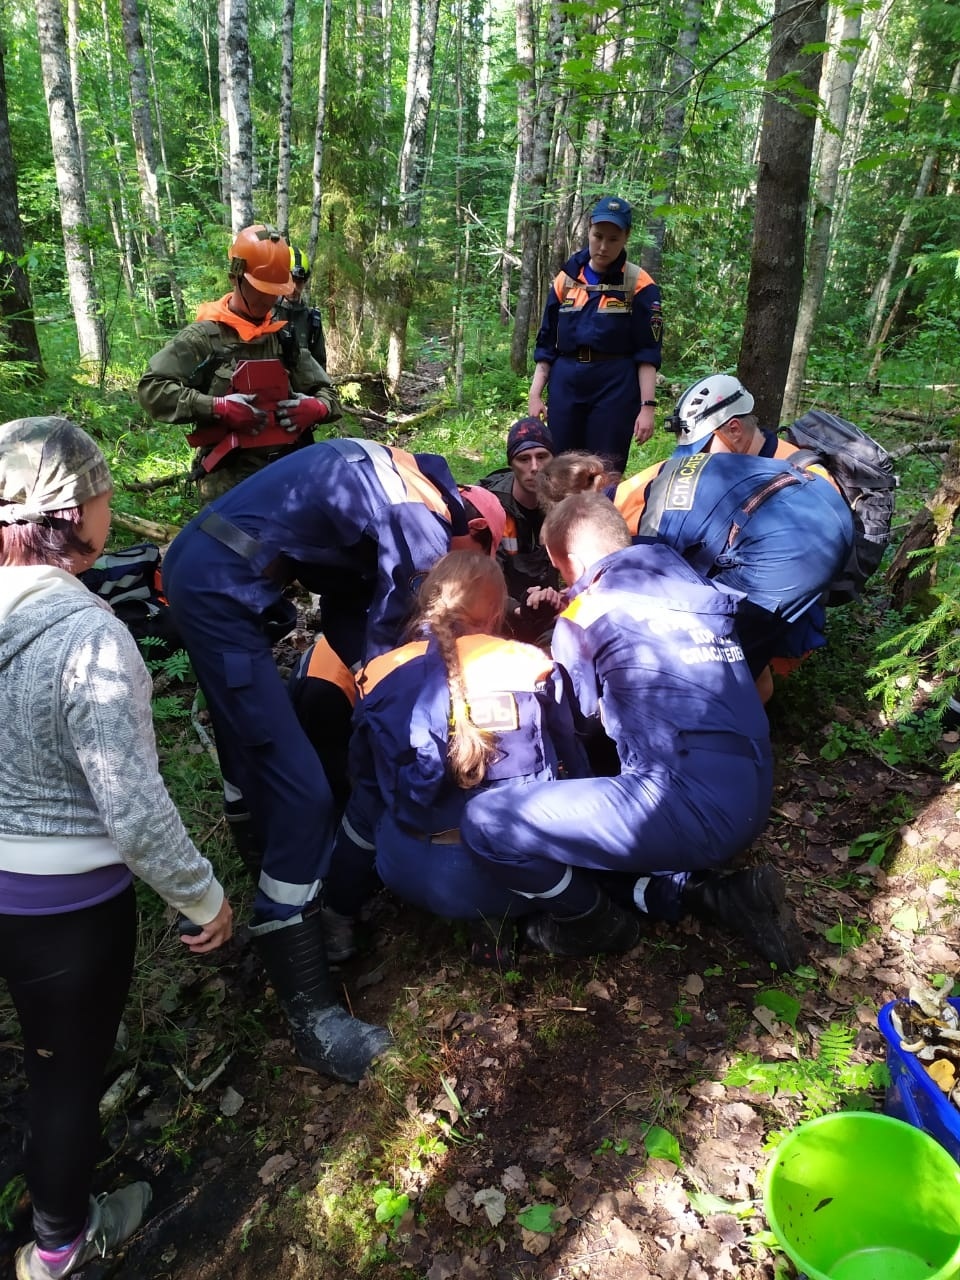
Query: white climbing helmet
667,374,755,446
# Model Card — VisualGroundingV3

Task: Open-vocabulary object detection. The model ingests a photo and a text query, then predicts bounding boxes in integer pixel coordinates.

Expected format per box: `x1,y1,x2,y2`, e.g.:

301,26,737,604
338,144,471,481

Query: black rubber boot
525,891,641,958
682,865,808,970
224,802,262,881
253,912,392,1083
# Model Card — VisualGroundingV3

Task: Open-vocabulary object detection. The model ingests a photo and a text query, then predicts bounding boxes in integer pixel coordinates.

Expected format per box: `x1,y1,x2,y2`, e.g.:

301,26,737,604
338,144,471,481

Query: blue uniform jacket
351,634,590,834
533,246,662,367
636,452,854,620
194,438,468,660
552,541,770,772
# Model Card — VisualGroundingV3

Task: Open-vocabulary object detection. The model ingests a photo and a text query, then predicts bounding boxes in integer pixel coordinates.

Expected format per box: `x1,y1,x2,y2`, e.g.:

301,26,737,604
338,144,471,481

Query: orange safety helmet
227,225,295,297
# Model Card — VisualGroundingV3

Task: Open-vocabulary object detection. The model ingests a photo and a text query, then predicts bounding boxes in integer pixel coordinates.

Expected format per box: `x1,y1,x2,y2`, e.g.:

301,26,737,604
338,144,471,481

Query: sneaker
16,1183,152,1280
320,906,357,965
525,891,641,958
683,865,807,970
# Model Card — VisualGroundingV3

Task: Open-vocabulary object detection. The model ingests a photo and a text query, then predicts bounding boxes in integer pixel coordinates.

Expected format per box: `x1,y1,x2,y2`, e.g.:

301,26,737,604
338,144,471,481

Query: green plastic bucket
764,1111,960,1280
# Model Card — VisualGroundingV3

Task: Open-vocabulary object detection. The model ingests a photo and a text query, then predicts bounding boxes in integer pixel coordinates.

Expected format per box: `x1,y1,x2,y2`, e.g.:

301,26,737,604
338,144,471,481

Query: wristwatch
641,400,657,407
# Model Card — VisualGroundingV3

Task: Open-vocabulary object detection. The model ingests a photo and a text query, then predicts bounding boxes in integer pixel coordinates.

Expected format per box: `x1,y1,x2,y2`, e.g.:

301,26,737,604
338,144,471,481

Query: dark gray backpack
783,410,898,604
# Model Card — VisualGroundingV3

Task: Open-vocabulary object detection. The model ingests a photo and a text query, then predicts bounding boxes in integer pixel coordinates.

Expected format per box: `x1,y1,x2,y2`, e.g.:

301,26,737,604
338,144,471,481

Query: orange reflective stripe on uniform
305,636,359,706
773,440,838,491
614,461,663,535
553,262,651,312
357,641,429,698
386,445,454,518
499,513,519,556
458,634,553,693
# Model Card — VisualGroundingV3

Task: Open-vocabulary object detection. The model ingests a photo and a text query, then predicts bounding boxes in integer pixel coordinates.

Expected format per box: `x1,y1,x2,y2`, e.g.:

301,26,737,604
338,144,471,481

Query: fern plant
723,1023,890,1120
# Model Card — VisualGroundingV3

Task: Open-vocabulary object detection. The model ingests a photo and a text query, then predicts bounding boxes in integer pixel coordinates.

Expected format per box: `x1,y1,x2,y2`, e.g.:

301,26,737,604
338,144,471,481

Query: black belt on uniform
199,511,290,583
200,511,262,560
559,346,630,363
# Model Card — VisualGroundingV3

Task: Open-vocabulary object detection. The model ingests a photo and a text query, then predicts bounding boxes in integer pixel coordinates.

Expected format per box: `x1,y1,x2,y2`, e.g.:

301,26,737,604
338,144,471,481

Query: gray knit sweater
0,564,223,923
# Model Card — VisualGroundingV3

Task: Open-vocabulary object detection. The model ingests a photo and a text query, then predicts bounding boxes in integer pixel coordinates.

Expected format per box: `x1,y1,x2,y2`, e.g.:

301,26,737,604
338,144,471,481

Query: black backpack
79,542,182,656
783,410,898,605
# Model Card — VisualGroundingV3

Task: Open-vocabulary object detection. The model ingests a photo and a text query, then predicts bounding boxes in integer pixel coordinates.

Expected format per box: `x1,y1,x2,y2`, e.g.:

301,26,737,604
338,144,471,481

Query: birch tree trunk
738,0,827,425
276,0,295,236
510,0,562,374
866,56,960,369
580,8,621,201
217,0,230,218
307,0,333,264
0,38,44,379
224,0,254,231
386,0,440,391
66,0,89,198
120,0,184,328
143,5,176,244
643,0,703,279
36,0,105,365
782,0,863,419
99,0,138,307
499,144,521,324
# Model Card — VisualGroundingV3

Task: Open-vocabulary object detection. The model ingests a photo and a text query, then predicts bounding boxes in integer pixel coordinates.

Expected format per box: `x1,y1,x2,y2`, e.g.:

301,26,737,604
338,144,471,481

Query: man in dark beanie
479,416,561,643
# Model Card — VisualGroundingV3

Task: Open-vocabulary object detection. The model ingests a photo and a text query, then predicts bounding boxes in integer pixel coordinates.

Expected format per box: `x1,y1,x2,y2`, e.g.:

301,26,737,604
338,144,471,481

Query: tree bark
886,441,960,612
120,0,184,328
782,0,863,419
308,0,333,264
0,38,44,379
738,0,828,425
643,0,703,280
510,0,562,374
866,55,960,369
35,0,105,365
222,0,255,231
386,0,440,391
276,0,295,237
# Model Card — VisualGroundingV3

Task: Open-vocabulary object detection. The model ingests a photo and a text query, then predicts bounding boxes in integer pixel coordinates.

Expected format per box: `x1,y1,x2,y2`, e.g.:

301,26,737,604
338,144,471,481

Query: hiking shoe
683,865,808,970
526,891,641,958
16,1182,152,1279
320,906,357,965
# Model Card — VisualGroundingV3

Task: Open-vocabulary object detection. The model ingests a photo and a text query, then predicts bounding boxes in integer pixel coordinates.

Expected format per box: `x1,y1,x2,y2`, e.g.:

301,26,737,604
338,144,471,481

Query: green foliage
756,989,801,1030
643,1125,683,1167
372,1185,410,1233
516,1203,557,1234
724,1023,889,1119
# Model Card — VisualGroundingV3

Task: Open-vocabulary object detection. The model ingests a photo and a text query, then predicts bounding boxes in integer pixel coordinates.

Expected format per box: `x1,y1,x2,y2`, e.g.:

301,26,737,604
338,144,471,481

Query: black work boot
525,891,641,958
253,911,392,1083
682,865,807,970
224,801,262,881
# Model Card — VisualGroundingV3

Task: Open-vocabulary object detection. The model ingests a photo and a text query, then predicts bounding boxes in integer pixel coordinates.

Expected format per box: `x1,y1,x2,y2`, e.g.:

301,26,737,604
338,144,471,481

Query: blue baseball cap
590,195,632,231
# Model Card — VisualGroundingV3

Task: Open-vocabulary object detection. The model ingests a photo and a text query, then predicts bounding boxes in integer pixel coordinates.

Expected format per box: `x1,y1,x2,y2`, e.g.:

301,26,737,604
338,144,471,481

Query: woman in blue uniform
321,552,590,964
528,195,663,474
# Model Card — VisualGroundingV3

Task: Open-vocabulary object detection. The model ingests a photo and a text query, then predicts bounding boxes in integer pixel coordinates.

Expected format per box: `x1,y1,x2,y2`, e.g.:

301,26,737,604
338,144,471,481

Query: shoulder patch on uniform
660,452,710,510
467,692,520,732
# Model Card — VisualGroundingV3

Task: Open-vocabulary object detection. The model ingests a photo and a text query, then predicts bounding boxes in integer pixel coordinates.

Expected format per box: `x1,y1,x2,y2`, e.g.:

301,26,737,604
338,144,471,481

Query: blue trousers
461,745,772,911
325,788,529,921
547,356,639,474
163,522,336,925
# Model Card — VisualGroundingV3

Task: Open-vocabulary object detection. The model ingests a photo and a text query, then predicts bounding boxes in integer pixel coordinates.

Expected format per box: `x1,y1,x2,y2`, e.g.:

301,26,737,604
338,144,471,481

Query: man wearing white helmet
669,374,834,486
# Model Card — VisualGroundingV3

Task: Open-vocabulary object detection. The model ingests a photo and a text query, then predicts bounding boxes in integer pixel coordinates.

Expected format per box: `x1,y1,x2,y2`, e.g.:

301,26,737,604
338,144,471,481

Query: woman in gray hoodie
0,417,232,1280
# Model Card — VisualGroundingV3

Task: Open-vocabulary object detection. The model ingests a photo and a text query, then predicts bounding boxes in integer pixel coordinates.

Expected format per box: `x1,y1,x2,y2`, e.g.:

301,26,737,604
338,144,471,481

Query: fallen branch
889,440,952,460
172,1052,233,1094
128,472,188,493
112,510,181,542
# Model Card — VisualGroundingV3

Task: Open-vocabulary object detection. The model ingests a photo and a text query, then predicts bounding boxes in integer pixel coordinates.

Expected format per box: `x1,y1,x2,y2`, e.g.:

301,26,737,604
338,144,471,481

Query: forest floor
1,675,959,1280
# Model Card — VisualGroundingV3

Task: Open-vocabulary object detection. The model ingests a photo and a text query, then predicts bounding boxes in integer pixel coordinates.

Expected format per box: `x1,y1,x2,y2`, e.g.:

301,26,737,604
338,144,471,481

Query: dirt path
3,713,956,1280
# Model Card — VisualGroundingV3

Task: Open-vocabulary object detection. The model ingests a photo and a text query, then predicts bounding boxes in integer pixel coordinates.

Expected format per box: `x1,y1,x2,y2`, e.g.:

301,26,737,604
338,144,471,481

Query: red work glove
276,395,329,433
211,392,266,434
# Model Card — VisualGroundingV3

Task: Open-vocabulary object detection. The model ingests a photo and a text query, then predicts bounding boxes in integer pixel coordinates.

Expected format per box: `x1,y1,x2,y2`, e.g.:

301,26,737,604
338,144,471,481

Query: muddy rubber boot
253,911,391,1083
525,891,641,958
682,865,807,970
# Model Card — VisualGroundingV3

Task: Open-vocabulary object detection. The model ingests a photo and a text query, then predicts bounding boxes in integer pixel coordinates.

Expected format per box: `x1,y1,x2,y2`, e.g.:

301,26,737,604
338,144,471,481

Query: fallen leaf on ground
257,1151,296,1185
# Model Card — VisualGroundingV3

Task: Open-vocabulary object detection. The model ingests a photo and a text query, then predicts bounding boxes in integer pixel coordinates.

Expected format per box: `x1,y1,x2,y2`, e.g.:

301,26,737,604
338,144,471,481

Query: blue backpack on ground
783,410,898,605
